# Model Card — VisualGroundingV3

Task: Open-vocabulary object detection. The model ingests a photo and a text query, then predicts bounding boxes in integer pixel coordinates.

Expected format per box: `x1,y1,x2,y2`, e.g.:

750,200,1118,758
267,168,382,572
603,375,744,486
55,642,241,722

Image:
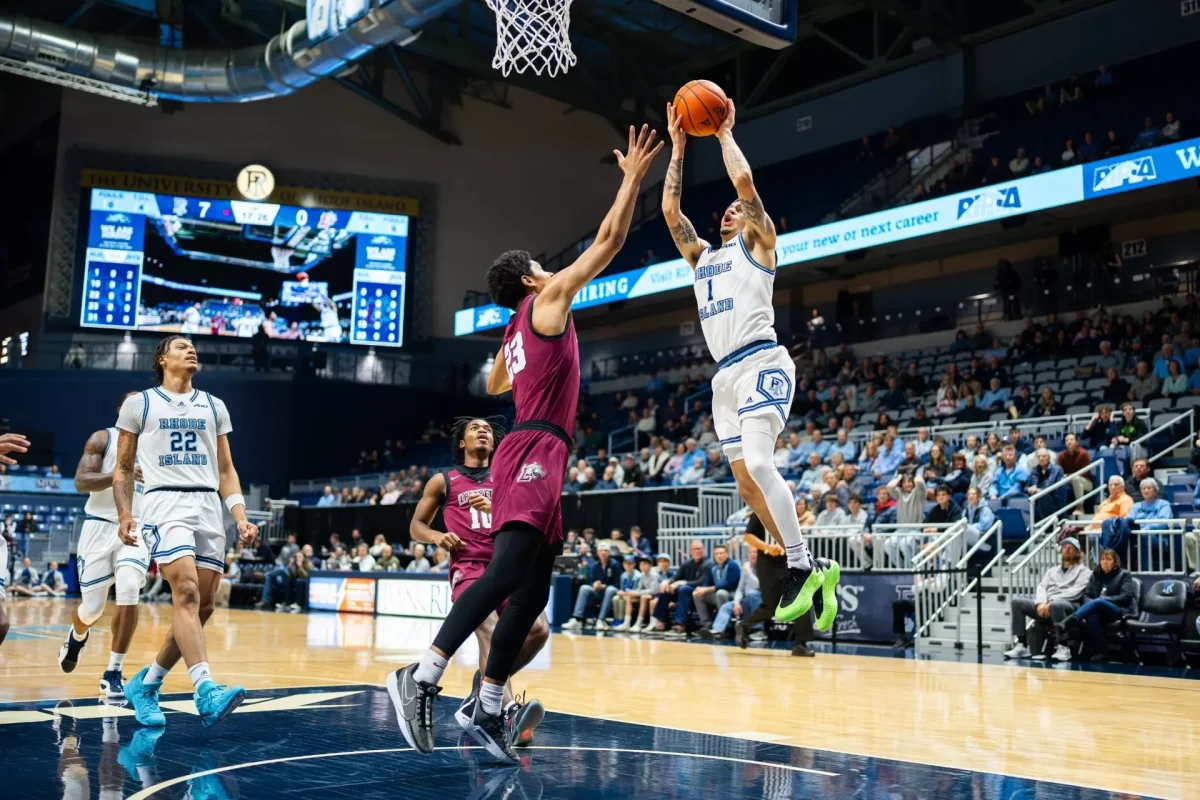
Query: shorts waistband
84,514,116,524
511,419,573,448
145,485,219,494
717,340,778,372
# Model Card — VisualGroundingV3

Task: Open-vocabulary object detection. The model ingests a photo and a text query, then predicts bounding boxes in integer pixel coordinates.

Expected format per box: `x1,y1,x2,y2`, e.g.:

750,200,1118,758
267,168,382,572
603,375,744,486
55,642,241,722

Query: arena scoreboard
78,188,411,347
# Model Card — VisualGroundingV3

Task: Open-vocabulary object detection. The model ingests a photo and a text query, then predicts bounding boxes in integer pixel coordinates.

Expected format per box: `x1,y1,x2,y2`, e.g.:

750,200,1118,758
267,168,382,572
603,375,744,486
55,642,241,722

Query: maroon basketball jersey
502,294,579,433
440,467,495,567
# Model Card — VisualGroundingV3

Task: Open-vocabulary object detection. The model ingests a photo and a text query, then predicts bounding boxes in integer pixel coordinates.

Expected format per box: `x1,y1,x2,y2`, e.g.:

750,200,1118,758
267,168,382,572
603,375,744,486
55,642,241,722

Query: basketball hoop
485,0,577,77
271,246,295,270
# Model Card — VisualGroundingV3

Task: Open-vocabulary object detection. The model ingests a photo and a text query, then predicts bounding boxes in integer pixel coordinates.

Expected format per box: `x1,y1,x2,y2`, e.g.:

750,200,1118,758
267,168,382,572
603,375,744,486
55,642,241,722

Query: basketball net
486,0,577,77
271,246,294,270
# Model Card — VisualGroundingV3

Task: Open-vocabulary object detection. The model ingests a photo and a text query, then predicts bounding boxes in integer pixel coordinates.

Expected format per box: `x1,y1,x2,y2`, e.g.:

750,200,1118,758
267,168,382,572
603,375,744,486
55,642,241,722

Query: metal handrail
1027,455,1108,534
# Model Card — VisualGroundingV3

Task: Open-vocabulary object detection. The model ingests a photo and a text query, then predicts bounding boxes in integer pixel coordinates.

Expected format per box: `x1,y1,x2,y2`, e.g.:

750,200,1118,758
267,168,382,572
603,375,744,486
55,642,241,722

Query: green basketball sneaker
775,564,823,622
812,558,840,632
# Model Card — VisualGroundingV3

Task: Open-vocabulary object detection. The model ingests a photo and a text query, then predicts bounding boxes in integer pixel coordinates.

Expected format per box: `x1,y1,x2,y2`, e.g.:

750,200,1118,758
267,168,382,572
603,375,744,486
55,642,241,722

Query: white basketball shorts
138,488,227,573
77,516,150,594
711,343,795,463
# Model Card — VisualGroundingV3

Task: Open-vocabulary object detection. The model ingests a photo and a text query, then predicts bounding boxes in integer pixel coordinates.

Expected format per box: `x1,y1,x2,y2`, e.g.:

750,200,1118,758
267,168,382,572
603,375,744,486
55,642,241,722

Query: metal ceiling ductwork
0,0,462,102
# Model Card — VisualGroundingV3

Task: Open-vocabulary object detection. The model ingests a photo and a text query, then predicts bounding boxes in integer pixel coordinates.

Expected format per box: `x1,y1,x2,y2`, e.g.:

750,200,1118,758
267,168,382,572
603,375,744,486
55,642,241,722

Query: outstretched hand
665,103,687,151
0,432,30,466
615,124,665,179
717,98,736,136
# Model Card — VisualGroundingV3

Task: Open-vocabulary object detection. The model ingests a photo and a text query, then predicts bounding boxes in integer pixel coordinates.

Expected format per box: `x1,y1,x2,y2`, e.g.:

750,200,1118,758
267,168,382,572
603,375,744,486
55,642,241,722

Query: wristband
224,493,246,513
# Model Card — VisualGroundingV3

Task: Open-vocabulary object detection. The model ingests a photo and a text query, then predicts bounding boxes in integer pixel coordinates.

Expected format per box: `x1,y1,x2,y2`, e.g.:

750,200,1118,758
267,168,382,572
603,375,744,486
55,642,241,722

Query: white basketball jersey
116,388,232,492
321,304,340,332
184,306,201,326
83,427,143,521
693,232,777,363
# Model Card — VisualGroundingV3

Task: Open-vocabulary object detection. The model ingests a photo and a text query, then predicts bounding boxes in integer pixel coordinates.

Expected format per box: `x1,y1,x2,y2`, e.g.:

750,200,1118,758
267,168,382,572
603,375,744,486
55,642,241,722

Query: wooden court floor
1,598,1196,799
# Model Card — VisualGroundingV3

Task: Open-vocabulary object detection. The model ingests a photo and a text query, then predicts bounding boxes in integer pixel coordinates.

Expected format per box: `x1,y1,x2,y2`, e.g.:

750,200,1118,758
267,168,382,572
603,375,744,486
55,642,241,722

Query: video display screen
78,187,411,347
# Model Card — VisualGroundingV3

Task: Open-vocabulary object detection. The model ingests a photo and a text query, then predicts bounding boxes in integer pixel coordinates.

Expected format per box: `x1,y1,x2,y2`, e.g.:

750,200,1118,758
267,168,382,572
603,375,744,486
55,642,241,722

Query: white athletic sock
70,627,87,642
107,652,126,672
188,662,212,689
146,660,170,684
479,681,504,716
413,649,448,686
740,418,813,570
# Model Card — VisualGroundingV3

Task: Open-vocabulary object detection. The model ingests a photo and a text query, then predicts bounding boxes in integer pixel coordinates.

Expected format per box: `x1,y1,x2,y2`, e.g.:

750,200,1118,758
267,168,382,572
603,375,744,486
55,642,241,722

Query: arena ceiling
6,0,1115,141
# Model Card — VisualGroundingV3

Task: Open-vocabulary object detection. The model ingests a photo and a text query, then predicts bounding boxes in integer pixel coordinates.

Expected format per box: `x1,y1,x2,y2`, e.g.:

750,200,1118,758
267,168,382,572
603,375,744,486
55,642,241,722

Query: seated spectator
375,544,401,571
404,543,430,572
1082,405,1116,450
1103,129,1123,157
1061,548,1136,662
815,491,848,532
379,480,402,505
922,445,949,483
969,455,993,498
795,496,816,528
1026,448,1067,519
1108,403,1148,467
370,534,388,558
316,485,337,507
1093,65,1113,91
956,394,988,423
1004,537,1090,662
872,485,897,527
621,454,645,488
1078,131,1099,162
773,437,792,473
983,155,1009,185
991,445,1029,502
828,429,856,464
649,540,713,636
646,443,670,483
1031,155,1050,174
1102,368,1131,404
30,561,66,597
1132,116,1160,150
1009,386,1035,417
594,464,619,490
962,487,996,549
1008,148,1030,178
923,485,962,528
1026,83,1057,114
936,387,959,416
352,543,375,572
700,448,731,484
797,452,825,493
981,378,1009,411
1089,475,1134,530
217,552,239,607
940,452,971,501
1162,111,1182,142
627,526,652,557
693,544,740,635
1022,435,1055,474
1061,138,1077,165
1128,361,1158,401
563,542,623,631
326,545,351,571
1032,387,1064,417
614,554,658,631
1059,73,1083,103
282,549,311,612
703,547,761,639
430,546,449,572
10,557,40,597
1058,433,1093,503
676,439,706,485
1162,358,1187,398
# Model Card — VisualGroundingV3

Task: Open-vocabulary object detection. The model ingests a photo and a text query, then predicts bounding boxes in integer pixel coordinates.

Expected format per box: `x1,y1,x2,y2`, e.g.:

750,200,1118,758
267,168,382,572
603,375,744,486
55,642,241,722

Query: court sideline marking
125,744,838,799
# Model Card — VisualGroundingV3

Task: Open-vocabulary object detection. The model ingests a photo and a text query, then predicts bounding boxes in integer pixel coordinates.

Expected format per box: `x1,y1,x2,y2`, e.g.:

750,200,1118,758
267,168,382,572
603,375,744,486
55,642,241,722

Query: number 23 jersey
117,387,232,491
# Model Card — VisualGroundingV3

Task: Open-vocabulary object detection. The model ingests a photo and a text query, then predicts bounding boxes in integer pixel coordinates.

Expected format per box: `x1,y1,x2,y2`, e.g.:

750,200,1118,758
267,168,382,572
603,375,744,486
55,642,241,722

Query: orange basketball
673,80,728,137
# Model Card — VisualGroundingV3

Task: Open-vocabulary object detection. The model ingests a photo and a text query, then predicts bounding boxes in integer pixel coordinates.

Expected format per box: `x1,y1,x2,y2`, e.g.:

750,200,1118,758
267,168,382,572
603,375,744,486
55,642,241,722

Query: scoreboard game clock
77,183,413,348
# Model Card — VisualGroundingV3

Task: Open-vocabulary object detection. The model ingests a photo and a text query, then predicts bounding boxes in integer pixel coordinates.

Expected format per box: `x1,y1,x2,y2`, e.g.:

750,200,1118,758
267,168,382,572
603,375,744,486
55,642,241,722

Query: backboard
650,0,798,49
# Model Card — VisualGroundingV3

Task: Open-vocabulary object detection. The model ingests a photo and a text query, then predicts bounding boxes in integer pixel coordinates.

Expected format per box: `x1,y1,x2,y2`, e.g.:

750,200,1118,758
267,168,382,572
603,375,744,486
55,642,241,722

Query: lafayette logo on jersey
455,488,493,506
956,186,1022,221
517,462,546,482
1092,155,1157,193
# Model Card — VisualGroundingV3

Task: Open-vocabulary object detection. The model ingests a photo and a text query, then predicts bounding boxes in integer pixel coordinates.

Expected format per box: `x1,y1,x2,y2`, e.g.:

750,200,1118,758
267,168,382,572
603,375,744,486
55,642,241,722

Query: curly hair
486,249,534,311
451,416,506,465
151,335,190,385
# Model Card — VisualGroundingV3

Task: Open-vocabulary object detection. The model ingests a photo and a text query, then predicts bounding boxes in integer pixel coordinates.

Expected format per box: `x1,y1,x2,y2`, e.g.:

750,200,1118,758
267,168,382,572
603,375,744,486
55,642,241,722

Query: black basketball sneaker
455,669,483,732
58,628,89,674
466,701,518,764
386,664,441,755
508,692,545,748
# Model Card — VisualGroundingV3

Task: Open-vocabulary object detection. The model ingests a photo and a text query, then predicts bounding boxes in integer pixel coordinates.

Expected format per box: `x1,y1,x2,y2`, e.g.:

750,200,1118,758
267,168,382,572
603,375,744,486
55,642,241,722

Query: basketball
672,80,728,137
296,271,309,284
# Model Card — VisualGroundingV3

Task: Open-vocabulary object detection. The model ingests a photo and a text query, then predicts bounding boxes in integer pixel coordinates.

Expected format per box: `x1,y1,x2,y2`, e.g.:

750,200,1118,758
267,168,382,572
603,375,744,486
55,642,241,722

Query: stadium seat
996,507,1029,540
1127,579,1190,666
1085,378,1107,391
1148,398,1172,412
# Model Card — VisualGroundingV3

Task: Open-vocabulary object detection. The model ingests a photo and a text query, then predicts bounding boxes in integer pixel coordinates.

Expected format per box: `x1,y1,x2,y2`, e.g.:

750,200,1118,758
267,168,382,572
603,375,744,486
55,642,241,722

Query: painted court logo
1092,156,1157,192
517,462,546,483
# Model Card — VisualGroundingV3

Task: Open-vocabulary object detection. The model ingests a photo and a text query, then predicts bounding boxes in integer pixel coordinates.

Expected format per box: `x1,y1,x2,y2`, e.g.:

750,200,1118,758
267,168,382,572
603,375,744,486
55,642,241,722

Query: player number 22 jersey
693,232,777,364
117,388,232,492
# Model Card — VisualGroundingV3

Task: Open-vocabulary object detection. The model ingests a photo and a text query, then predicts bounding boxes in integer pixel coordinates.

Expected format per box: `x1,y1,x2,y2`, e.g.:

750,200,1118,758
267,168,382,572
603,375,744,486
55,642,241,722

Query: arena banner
376,574,453,619
455,134,1200,335
81,169,420,216
810,572,914,643
307,574,377,613
0,475,79,494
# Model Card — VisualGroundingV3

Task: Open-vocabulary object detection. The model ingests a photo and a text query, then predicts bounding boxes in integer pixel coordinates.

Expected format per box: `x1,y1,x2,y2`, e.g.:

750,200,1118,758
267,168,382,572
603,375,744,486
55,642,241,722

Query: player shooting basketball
409,417,548,747
661,97,839,631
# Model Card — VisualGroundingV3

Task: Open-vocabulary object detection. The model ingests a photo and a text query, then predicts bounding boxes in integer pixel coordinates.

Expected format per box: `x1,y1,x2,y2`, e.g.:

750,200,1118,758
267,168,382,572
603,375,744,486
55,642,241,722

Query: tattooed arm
113,430,140,545
662,104,709,268
716,100,777,256
74,429,115,493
